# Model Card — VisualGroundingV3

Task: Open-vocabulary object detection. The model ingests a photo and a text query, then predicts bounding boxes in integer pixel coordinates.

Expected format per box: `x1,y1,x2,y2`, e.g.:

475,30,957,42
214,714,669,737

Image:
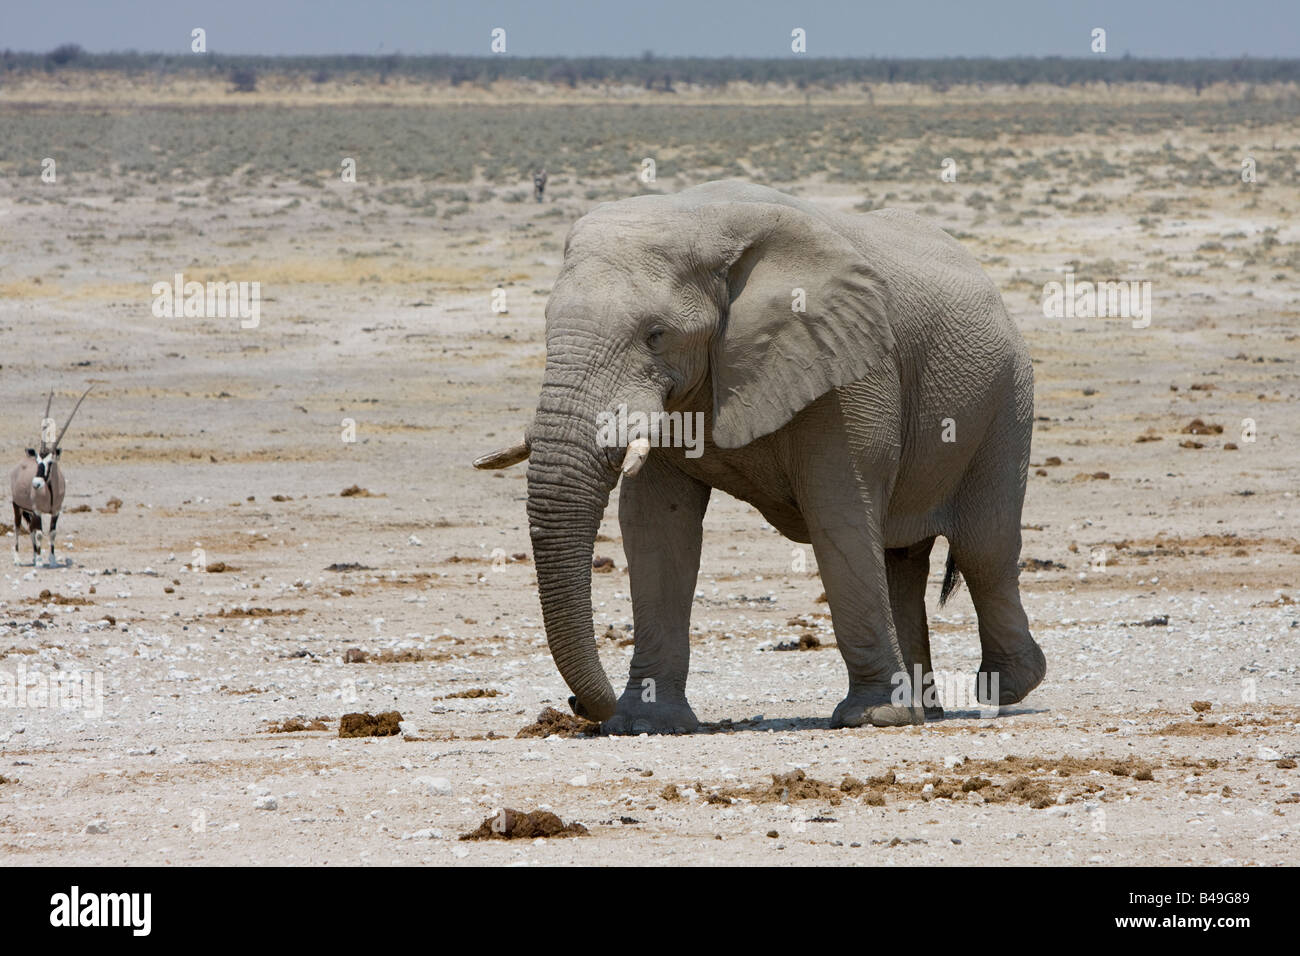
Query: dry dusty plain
0,76,1298,865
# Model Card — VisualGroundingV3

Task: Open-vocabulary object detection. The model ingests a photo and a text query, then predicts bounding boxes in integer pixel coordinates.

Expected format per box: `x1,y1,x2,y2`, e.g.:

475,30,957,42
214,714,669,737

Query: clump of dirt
214,606,303,618
1156,720,1238,737
204,562,239,573
67,504,92,513
1278,758,1297,770
339,711,403,737
339,485,376,497
998,776,1054,808
592,556,615,573
31,590,92,606
437,688,501,699
325,562,374,572
264,717,328,733
99,497,123,514
368,649,440,663
677,756,1165,812
1191,700,1213,713
774,634,821,651
1182,418,1223,434
344,647,445,663
1021,557,1066,571
460,808,588,840
270,494,292,501
515,706,599,738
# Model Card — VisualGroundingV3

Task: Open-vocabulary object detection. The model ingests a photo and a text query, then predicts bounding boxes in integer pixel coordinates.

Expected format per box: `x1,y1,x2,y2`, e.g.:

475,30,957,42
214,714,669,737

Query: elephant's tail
939,554,962,606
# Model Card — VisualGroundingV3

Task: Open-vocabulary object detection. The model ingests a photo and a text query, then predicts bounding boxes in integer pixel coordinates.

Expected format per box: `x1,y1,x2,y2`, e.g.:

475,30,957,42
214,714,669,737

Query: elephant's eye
645,329,665,351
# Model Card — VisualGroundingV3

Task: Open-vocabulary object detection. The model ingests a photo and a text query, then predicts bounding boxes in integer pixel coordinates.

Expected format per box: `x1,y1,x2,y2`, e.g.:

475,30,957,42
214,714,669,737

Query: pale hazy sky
3,0,1298,57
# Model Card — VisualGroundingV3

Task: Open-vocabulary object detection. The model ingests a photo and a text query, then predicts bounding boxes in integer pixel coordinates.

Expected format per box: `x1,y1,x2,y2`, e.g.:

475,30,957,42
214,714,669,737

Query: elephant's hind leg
948,437,1045,706
604,456,711,735
886,537,943,719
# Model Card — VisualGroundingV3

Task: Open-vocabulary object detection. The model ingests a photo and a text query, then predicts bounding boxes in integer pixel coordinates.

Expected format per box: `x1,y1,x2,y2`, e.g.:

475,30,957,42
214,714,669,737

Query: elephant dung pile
460,808,589,840
338,711,404,737
515,706,600,738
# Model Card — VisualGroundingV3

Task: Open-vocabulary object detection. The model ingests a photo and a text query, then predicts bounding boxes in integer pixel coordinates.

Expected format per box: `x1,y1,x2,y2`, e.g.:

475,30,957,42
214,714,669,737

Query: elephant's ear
708,204,894,449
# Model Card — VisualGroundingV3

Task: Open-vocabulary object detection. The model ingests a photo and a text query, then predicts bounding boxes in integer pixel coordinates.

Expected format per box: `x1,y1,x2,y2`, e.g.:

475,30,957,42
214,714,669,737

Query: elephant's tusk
473,440,530,470
621,437,651,477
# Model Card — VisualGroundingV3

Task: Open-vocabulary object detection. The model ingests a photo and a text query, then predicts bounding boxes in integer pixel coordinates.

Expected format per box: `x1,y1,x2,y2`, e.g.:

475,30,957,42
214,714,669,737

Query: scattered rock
592,556,615,573
85,819,109,834
339,485,375,497
415,776,453,796
343,647,368,663
774,634,821,651
1191,700,1212,713
255,796,278,810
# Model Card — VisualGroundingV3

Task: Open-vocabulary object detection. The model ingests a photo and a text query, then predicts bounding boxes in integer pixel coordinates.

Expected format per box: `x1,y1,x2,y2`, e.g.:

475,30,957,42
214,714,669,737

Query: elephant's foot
978,641,1047,706
601,692,699,735
831,686,924,728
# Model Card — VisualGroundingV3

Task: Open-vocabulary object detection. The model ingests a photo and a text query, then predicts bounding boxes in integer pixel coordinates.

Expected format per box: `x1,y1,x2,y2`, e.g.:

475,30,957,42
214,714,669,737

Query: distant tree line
5,47,1300,91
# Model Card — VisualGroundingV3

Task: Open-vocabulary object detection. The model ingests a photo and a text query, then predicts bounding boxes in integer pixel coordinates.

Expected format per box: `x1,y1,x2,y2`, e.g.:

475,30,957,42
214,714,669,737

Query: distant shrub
47,44,83,67
230,68,257,93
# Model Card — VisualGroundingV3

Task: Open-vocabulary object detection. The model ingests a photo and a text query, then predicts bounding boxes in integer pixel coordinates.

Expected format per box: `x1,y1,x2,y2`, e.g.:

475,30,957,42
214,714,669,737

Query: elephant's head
475,181,894,721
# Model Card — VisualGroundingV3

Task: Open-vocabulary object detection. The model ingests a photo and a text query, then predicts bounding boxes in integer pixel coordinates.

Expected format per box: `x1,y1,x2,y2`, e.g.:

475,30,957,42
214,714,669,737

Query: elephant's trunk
526,424,620,722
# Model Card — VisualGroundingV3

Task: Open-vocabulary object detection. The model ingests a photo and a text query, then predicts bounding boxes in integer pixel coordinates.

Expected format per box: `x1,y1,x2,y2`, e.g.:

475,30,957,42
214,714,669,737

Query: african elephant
475,180,1046,733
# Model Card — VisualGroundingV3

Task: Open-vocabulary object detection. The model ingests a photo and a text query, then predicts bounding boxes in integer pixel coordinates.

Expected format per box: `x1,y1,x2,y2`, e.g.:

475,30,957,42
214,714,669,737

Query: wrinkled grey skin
478,181,1046,733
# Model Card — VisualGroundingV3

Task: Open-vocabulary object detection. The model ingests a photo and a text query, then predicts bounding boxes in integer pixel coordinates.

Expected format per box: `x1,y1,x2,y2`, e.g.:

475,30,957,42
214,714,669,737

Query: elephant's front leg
602,456,711,735
809,510,924,727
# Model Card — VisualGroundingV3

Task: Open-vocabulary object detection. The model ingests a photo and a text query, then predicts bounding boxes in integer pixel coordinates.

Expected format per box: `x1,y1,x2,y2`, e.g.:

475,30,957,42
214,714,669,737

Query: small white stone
255,795,278,810
416,776,453,796
568,774,589,787
401,828,443,840
85,819,109,834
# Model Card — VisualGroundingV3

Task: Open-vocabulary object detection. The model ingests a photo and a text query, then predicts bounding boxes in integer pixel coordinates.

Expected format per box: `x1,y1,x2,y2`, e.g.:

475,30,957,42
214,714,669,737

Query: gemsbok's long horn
40,391,54,446
55,385,94,451
473,437,530,470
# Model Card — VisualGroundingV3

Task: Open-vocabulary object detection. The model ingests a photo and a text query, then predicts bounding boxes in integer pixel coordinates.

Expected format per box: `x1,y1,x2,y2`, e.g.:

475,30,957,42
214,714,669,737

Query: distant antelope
533,167,548,203
9,386,92,567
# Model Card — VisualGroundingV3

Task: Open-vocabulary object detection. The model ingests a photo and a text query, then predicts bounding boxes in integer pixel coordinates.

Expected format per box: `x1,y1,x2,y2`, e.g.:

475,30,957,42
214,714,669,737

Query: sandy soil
1,80,1298,866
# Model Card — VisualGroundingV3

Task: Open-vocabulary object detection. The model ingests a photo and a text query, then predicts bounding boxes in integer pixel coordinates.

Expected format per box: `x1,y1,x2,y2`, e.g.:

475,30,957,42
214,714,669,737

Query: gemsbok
9,385,93,567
